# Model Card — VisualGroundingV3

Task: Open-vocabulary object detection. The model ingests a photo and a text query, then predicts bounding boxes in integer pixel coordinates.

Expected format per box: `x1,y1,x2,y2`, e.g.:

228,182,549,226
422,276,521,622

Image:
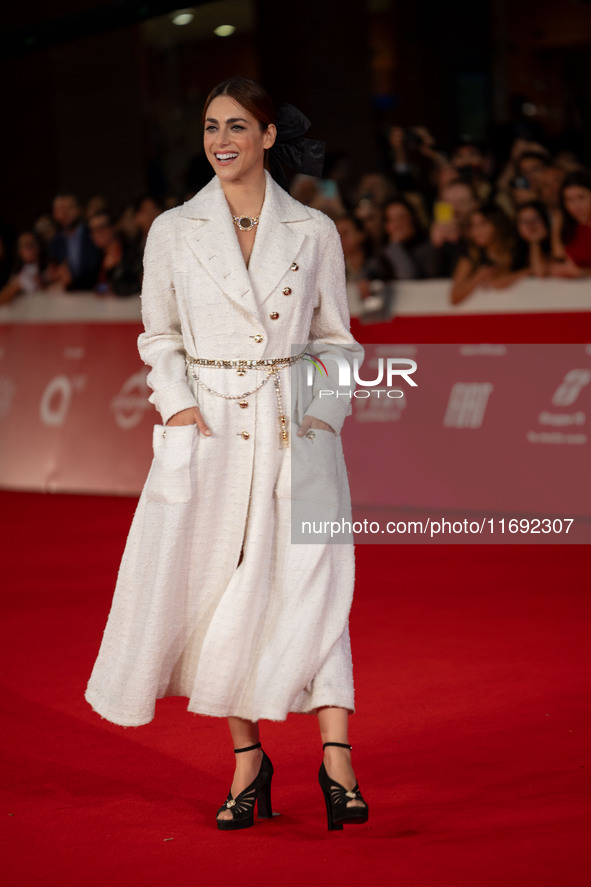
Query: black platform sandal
318,741,369,831
216,742,274,831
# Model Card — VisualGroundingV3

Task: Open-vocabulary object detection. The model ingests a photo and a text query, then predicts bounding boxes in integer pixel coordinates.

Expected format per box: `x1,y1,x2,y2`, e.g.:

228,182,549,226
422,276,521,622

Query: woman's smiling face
203,95,276,187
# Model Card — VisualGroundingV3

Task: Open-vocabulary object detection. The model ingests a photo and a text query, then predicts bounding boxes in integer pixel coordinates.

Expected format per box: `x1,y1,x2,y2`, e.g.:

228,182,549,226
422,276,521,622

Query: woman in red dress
550,169,591,278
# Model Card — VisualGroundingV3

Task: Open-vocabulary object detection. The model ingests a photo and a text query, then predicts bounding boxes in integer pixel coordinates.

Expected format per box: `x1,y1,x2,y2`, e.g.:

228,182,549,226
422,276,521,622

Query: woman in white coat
85,77,368,831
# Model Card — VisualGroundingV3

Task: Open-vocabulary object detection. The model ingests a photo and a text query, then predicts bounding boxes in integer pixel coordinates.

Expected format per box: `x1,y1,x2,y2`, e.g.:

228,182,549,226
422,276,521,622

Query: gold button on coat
241,431,250,440
270,311,279,320
239,400,248,409
290,263,299,271
253,334,263,343
282,287,292,296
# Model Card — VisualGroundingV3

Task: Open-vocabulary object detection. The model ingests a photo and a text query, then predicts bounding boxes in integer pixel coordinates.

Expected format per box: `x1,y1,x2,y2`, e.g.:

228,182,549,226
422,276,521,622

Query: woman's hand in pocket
297,415,335,436
166,406,212,435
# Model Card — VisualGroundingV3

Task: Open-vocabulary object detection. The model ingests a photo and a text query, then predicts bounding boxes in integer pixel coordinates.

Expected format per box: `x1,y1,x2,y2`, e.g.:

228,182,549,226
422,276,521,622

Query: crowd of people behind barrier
1,125,590,313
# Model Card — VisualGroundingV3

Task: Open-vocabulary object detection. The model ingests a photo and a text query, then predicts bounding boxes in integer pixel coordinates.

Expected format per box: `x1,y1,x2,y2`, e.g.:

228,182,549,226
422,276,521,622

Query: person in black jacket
47,192,101,291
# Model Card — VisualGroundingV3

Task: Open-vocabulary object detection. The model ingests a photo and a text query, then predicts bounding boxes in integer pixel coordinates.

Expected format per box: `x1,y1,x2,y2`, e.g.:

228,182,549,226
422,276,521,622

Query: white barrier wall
2,277,590,325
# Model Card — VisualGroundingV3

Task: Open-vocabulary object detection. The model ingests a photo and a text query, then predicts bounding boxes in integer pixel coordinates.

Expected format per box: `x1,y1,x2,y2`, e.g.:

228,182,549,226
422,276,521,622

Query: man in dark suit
48,192,102,291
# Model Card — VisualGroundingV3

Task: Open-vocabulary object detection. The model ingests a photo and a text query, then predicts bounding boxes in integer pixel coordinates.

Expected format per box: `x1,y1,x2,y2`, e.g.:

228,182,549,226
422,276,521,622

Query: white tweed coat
85,170,364,727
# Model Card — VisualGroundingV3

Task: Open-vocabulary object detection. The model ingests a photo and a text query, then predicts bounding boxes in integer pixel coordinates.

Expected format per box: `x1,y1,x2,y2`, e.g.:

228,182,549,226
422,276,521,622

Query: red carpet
1,490,589,886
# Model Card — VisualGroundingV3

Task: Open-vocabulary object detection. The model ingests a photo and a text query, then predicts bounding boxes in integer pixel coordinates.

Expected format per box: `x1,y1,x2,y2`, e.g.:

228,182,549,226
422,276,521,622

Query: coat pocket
275,422,340,508
146,423,197,504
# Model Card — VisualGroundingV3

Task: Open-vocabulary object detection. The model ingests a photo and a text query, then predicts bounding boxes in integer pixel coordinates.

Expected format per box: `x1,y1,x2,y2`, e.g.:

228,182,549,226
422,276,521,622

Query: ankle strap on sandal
322,741,352,750
233,742,262,753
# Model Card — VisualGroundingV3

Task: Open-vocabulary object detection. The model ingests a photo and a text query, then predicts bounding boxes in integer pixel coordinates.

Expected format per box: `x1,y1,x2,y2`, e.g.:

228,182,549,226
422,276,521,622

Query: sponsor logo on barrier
354,392,407,423
40,374,87,426
527,431,586,444
110,369,151,429
443,382,493,429
459,344,507,356
526,368,590,445
538,411,586,427
551,369,591,407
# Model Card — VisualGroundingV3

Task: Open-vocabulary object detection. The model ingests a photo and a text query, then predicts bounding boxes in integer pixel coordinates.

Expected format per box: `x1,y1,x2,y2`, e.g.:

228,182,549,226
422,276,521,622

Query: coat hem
85,688,155,728
85,686,355,727
185,698,355,723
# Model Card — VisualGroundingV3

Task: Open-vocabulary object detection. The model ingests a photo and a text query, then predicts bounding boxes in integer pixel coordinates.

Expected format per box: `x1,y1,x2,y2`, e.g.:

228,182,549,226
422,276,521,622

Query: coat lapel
248,171,310,306
178,176,260,321
177,170,311,318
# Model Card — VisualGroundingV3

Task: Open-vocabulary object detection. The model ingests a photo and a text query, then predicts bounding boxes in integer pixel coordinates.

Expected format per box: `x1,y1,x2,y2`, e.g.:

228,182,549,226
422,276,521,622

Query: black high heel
216,741,274,831
318,741,369,831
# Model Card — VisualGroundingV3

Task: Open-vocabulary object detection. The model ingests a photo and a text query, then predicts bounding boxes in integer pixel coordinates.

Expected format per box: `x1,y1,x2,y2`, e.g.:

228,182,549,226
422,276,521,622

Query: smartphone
434,201,454,223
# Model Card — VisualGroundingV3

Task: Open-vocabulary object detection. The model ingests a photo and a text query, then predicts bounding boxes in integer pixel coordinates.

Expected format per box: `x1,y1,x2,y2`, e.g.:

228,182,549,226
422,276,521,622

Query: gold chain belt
185,350,306,448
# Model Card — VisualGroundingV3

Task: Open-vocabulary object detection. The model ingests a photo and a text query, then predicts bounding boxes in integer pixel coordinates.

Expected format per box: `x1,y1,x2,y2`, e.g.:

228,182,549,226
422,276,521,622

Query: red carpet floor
1,490,589,887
